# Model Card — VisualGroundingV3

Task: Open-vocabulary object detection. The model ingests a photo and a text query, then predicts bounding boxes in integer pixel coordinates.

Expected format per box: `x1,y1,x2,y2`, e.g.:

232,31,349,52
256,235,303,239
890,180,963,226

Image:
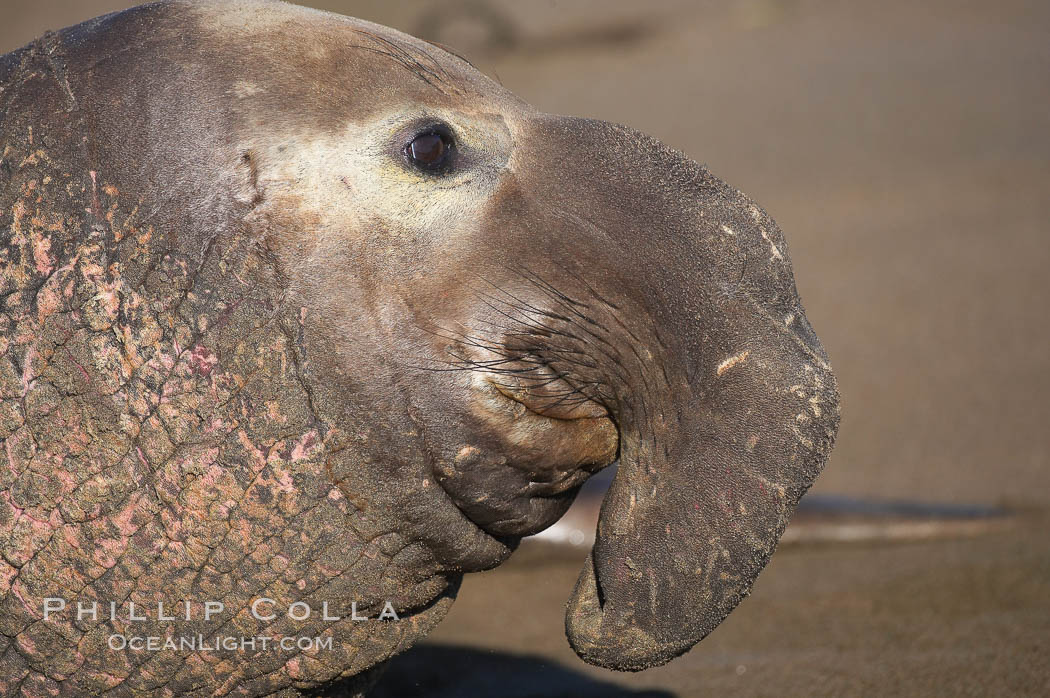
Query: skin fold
0,0,839,695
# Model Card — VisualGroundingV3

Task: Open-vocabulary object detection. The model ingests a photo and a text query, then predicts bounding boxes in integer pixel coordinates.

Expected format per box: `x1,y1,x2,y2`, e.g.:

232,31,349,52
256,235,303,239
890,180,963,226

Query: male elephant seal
0,0,840,694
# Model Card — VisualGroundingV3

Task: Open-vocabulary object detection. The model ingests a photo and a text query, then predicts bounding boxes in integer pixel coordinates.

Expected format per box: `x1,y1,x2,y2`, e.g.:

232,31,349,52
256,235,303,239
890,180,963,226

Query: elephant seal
0,0,839,695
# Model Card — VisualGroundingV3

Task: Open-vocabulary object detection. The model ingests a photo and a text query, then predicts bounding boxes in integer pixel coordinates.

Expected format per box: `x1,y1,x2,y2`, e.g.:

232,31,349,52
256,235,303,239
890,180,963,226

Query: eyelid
419,122,455,145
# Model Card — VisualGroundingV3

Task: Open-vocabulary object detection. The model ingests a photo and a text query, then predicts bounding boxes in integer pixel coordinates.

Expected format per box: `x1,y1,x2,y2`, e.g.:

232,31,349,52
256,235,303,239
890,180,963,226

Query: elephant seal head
0,0,839,693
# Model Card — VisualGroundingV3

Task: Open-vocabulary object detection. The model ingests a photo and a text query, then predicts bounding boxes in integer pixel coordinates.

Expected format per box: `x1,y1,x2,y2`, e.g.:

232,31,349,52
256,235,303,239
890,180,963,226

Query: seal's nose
506,115,841,671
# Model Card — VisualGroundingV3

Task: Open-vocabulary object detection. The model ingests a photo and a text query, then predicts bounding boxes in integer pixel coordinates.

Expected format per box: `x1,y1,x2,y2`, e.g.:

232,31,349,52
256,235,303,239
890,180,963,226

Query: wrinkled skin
0,0,839,695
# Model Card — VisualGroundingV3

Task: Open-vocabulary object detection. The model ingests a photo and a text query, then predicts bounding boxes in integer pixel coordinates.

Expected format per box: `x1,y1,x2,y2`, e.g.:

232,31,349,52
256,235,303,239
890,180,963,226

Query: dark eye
404,124,455,173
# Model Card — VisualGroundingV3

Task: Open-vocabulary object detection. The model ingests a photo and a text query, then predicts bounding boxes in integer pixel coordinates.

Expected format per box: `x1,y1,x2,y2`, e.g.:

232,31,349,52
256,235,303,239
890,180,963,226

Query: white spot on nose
455,446,480,463
233,80,263,98
760,228,784,261
717,350,751,376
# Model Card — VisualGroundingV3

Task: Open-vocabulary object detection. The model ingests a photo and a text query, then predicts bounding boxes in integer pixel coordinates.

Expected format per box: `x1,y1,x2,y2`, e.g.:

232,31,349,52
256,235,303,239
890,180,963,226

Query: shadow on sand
369,643,676,698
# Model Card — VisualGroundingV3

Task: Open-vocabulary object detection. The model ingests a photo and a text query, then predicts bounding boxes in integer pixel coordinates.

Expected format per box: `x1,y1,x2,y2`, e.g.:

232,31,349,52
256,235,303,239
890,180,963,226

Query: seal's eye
404,124,455,173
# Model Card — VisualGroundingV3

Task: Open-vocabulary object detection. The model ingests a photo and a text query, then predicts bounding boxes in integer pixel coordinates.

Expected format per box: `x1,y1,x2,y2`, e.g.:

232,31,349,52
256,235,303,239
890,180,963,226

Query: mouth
431,373,618,539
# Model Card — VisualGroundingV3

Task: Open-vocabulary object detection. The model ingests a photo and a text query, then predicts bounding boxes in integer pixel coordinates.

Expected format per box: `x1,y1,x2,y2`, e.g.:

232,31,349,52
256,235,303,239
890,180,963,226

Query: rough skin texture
0,7,458,696
0,1,839,695
0,128,452,695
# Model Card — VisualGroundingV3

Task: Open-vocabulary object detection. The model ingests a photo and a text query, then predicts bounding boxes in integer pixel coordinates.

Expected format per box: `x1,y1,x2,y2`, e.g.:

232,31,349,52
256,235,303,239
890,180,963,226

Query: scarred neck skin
0,13,462,695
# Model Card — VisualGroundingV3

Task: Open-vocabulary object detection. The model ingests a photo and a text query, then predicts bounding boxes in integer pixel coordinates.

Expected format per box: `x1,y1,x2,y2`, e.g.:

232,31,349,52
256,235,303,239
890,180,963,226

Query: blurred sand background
4,1,1049,695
